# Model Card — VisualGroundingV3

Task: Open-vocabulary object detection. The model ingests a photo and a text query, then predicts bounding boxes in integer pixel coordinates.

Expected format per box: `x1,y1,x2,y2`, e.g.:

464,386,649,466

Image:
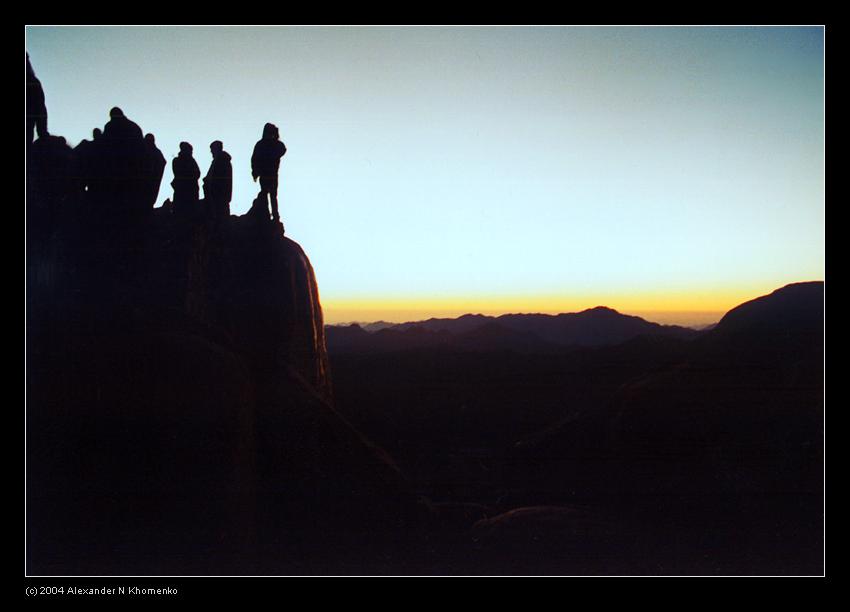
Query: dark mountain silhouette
509,283,823,465
713,281,823,339
327,321,556,354
328,282,823,573
324,322,372,349
487,282,824,573
361,320,401,332
496,307,699,346
326,307,698,354
394,313,494,334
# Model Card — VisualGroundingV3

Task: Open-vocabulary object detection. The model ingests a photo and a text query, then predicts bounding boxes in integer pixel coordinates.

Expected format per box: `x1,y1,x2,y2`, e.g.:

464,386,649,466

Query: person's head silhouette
210,140,223,156
109,107,125,119
262,123,278,140
145,133,156,145
179,141,193,155
93,128,102,140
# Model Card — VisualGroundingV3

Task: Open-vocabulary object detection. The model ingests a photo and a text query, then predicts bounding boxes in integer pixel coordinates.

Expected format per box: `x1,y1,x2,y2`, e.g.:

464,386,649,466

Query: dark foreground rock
26,139,426,574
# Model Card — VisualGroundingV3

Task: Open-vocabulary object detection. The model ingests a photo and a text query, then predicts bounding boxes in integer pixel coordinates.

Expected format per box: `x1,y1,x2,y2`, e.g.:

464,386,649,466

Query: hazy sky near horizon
26,26,824,324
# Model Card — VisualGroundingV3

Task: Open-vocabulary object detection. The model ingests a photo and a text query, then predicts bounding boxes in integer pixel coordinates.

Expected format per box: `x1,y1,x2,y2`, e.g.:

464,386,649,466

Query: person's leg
259,187,269,215
270,191,279,221
259,178,273,219
272,177,280,221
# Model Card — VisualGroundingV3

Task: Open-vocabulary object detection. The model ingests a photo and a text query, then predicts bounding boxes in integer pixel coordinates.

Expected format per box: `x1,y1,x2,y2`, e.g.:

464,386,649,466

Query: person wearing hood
251,122,287,222
203,140,233,219
171,141,201,218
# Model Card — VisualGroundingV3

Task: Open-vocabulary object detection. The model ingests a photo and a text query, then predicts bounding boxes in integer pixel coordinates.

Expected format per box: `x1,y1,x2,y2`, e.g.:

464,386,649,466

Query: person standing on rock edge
171,142,201,219
203,140,233,221
251,123,287,222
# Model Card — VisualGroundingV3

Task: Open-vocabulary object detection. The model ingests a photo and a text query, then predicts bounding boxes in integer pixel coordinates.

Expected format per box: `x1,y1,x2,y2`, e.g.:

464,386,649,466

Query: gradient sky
25,26,824,326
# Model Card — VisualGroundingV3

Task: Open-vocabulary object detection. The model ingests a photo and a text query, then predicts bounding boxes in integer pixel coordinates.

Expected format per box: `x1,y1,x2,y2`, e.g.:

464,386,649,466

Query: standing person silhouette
26,53,48,144
203,140,232,220
171,142,201,219
103,107,143,140
251,123,287,222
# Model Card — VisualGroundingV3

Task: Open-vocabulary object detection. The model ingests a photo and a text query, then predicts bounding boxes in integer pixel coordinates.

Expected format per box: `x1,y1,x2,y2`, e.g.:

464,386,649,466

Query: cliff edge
26,128,421,575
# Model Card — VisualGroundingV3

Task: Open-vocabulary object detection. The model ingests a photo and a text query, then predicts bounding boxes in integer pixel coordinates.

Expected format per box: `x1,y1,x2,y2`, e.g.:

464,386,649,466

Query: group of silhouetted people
163,122,285,224
88,110,284,225
63,107,172,224
164,122,287,224
27,54,288,227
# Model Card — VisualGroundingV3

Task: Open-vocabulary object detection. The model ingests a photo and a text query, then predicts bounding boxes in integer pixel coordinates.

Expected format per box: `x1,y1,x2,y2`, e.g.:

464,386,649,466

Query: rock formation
25,62,423,575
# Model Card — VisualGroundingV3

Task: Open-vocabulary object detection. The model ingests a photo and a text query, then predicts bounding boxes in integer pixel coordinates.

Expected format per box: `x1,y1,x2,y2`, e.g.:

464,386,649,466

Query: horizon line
320,279,824,327
325,309,722,330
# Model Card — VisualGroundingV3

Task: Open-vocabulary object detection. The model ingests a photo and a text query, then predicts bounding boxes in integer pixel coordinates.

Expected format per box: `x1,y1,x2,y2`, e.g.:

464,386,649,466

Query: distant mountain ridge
327,306,700,354
327,284,825,355
713,281,823,338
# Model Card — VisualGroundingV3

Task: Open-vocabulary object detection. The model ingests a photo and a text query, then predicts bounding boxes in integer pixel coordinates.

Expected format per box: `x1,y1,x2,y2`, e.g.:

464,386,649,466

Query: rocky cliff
26,134,423,575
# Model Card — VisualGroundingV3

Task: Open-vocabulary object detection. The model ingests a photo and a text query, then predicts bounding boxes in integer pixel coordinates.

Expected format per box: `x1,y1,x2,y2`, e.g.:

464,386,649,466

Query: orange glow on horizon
320,282,821,327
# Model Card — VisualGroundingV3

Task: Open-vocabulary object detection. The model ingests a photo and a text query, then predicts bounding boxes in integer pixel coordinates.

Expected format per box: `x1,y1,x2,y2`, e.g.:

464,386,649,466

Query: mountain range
327,306,700,354
329,281,824,573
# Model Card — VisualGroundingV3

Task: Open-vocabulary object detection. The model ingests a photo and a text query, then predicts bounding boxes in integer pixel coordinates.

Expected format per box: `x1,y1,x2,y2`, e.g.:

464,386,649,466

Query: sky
25,26,825,326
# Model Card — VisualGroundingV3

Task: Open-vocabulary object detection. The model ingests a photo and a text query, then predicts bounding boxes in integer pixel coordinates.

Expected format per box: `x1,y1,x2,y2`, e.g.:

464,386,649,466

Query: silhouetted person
251,123,287,222
203,140,232,220
102,107,143,140
144,133,166,209
88,108,148,220
26,54,48,144
171,142,201,219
